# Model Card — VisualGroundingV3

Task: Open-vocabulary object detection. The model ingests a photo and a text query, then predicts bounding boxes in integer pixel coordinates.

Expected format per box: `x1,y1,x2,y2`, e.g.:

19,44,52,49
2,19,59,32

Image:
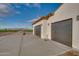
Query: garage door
34,25,41,37
51,18,72,47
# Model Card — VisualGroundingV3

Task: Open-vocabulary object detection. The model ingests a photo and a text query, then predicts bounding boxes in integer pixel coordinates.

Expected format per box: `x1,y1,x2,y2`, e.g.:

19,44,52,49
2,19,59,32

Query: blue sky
0,3,62,29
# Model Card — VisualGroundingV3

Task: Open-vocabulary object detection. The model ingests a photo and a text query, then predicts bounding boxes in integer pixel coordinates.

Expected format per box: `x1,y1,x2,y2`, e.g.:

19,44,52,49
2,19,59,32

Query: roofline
32,13,54,25
54,3,63,14
32,16,46,25
32,3,63,25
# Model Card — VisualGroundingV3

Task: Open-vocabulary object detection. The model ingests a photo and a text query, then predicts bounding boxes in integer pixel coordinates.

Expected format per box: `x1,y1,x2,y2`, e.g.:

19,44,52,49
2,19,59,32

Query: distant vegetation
0,29,19,32
24,29,33,32
0,29,33,32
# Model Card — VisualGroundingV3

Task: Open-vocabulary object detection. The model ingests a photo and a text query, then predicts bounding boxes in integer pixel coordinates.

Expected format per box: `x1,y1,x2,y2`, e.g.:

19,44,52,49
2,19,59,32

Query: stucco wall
33,19,47,39
33,20,43,38
47,20,51,40
48,3,79,49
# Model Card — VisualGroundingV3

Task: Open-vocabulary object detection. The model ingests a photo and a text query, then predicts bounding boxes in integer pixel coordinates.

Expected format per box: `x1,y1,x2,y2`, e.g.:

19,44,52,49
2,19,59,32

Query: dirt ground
60,50,79,56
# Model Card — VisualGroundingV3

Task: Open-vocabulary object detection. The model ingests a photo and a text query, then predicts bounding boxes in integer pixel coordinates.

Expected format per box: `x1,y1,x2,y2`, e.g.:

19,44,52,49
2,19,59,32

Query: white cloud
33,3,40,8
0,4,7,9
0,4,11,17
26,17,41,23
26,3,30,6
0,3,18,17
15,5,21,8
0,4,10,11
25,3,40,8
16,11,21,14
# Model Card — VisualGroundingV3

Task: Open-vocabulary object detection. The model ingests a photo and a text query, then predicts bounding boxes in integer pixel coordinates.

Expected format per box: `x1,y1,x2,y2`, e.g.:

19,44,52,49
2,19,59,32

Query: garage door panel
51,19,72,47
34,25,41,37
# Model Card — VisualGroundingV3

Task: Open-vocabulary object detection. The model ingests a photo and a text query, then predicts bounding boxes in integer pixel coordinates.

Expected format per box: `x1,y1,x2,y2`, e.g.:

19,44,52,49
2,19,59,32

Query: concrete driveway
0,32,71,56
0,32,23,56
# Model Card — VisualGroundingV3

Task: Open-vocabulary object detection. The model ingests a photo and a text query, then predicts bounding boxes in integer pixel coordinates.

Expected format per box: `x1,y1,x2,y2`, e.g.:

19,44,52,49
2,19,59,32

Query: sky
0,3,62,29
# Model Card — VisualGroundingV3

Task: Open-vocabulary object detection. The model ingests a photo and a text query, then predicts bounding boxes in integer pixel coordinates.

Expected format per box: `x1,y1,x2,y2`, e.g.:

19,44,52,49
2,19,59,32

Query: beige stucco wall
33,19,48,39
42,20,48,39
48,3,79,49
46,20,51,40
33,20,43,36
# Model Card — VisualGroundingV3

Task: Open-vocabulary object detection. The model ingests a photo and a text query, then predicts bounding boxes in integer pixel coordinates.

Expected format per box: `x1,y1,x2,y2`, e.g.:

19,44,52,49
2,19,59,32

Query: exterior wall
48,3,79,49
47,20,52,40
42,20,48,39
33,19,48,39
33,20,43,38
33,26,35,35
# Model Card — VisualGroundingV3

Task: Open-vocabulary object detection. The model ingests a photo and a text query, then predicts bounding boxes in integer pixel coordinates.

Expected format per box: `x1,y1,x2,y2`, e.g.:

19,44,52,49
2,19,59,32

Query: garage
51,18,72,47
34,25,41,37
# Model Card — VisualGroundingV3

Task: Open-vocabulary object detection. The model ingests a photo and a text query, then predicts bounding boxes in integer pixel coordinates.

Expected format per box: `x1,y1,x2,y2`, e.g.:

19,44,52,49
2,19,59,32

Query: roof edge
32,3,63,25
32,13,54,25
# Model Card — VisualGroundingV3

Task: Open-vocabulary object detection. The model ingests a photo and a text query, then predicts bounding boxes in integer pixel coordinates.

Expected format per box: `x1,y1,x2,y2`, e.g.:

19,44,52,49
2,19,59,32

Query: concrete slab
20,33,71,56
0,32,72,56
0,32,23,56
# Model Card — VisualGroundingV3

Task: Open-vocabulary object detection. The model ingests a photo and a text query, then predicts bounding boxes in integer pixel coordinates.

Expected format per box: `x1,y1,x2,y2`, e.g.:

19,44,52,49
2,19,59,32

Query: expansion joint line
18,32,25,56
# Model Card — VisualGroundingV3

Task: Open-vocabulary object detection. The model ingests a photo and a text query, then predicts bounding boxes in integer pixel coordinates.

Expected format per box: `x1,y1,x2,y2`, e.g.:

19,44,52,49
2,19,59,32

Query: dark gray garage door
34,25,41,37
51,18,72,47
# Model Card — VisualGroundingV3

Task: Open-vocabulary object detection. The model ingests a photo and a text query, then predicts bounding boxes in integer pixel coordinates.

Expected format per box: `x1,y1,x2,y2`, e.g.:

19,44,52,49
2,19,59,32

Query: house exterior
32,17,47,39
32,3,79,49
32,14,53,39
